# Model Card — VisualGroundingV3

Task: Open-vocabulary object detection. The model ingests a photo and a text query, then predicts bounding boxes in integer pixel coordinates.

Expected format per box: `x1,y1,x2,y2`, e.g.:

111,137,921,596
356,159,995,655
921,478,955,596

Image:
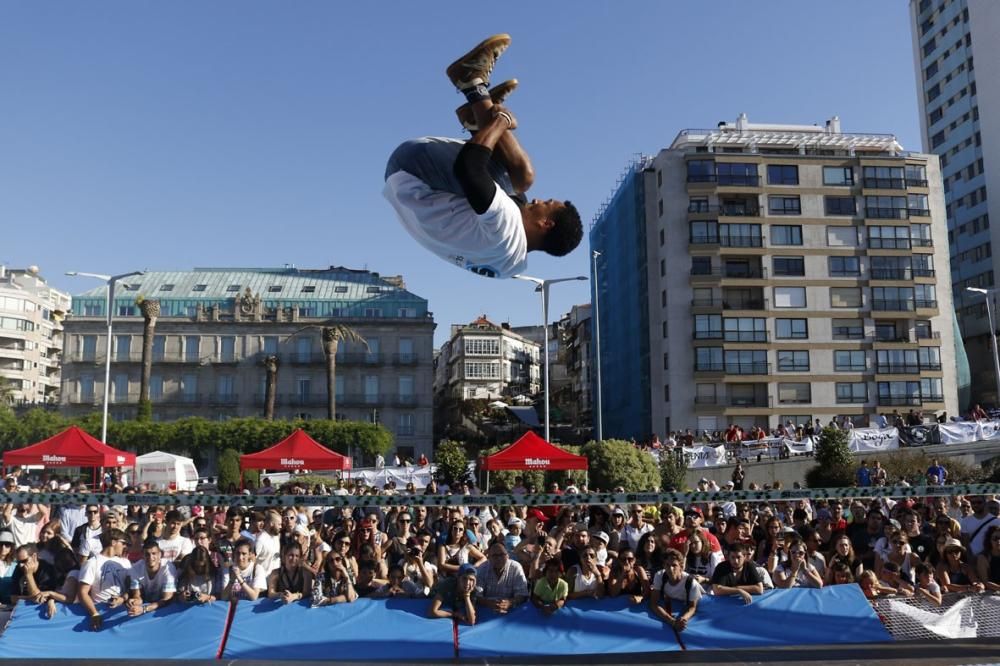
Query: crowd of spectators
1,472,998,633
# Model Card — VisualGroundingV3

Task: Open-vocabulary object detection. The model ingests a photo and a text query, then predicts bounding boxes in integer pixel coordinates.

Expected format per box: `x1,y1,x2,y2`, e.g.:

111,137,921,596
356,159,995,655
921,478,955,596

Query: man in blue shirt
856,461,871,487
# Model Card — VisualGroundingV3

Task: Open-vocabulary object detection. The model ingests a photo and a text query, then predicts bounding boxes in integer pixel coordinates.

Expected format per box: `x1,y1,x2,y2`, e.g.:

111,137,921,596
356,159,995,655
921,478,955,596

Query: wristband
496,111,513,128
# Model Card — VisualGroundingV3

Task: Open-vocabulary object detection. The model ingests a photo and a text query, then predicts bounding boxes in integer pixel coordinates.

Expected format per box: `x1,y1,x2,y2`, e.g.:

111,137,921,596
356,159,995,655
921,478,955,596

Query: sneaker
455,79,518,131
446,33,511,91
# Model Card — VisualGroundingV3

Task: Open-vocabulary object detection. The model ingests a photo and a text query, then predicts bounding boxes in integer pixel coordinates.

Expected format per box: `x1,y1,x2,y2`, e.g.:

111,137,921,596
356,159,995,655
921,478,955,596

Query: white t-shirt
961,514,1000,555
221,563,268,595
129,561,177,601
622,523,654,551
157,535,193,564
652,571,704,604
78,525,103,558
254,531,281,573
384,170,527,279
79,554,132,602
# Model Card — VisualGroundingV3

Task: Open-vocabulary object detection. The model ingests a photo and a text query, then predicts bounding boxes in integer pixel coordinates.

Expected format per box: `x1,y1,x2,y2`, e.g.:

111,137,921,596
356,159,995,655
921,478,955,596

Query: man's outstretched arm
454,108,515,214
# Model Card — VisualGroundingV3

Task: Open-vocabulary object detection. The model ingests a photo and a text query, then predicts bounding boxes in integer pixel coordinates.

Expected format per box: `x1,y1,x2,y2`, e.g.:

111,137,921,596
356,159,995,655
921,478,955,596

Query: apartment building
593,115,959,439
910,0,1000,405
434,315,540,401
0,266,71,405
59,267,435,459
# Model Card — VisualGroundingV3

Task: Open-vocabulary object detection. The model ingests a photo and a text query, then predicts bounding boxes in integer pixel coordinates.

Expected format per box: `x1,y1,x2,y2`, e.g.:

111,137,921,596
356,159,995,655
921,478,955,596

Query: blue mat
222,597,457,660
0,601,228,660
679,586,892,650
458,596,681,657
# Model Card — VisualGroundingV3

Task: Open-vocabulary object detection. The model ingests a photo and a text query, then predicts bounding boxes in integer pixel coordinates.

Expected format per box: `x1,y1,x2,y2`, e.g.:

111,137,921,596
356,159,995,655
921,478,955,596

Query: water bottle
311,572,325,607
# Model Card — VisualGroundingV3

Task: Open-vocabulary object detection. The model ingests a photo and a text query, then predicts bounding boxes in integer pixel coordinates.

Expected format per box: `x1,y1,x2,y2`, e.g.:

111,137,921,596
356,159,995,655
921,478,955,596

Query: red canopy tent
239,429,352,487
479,431,588,491
2,425,136,488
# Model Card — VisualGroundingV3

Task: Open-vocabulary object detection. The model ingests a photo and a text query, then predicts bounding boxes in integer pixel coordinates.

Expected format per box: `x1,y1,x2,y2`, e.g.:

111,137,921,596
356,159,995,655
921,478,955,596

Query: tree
262,354,279,420
659,450,688,491
321,325,367,421
805,426,854,488
0,376,15,405
435,439,470,485
217,448,242,493
581,439,659,492
136,297,160,421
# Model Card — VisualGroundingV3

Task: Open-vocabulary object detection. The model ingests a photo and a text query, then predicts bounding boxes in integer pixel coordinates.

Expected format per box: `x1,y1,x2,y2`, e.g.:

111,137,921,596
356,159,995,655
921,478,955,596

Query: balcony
833,327,866,340
284,352,326,365
863,178,905,190
912,268,936,278
725,362,770,375
916,330,941,340
691,298,722,308
689,266,767,279
718,175,761,187
906,178,929,187
687,175,717,183
393,394,418,407
689,235,765,248
693,331,723,340
727,395,771,407
870,268,912,280
722,298,767,311
285,394,329,407
724,331,769,343
875,364,920,374
911,238,933,248
908,208,931,217
878,395,922,406
922,394,945,403
875,332,911,343
158,393,202,406
392,353,419,366
694,363,725,373
694,395,719,405
915,300,938,309
868,238,911,250
687,203,761,216
865,207,908,219
872,300,915,312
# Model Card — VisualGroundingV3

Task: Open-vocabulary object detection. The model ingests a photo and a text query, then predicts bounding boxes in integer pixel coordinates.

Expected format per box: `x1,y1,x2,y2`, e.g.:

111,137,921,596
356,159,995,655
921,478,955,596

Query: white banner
938,421,981,445
783,437,814,455
848,427,899,453
682,444,728,468
740,437,785,459
976,420,1000,441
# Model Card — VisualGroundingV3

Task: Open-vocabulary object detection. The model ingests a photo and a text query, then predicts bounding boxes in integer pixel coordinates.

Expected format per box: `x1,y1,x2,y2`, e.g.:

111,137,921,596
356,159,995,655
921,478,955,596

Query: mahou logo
280,458,305,467
524,457,550,466
42,455,67,463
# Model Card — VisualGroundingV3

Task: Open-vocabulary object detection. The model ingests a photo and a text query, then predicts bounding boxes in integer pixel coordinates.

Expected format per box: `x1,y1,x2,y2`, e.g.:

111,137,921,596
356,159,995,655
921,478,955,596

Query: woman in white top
875,529,919,585
566,547,605,600
437,520,485,577
774,539,823,589
683,530,723,587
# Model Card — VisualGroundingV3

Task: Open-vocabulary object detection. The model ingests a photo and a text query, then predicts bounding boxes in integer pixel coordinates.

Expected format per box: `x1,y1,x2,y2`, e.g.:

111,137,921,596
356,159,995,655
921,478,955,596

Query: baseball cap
612,507,626,517
0,530,14,545
591,531,610,545
293,524,312,538
526,509,547,523
457,563,477,578
685,507,703,518
507,517,524,528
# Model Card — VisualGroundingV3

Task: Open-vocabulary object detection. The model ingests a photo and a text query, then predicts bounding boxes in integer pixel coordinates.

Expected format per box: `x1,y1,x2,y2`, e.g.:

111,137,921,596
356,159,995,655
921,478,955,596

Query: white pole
592,251,603,442
987,294,1000,405
101,279,115,443
541,283,550,442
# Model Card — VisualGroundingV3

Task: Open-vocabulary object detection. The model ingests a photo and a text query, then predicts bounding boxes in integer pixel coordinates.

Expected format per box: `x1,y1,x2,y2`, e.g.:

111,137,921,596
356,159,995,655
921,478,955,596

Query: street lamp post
591,251,603,442
513,274,587,442
966,287,1000,406
66,270,144,443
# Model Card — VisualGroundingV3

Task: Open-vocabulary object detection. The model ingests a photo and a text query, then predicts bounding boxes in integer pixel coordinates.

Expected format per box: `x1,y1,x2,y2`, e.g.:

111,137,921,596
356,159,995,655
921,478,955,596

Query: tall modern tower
910,0,999,407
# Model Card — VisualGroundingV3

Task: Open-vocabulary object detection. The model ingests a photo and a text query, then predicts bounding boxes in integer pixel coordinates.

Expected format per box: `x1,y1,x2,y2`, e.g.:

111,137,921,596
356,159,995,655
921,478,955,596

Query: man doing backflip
383,34,582,279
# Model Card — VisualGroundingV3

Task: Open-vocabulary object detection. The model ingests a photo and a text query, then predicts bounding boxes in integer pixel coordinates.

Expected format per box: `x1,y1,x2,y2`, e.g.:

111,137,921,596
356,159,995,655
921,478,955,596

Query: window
774,286,805,308
159,284,175,292
878,381,920,406
334,286,348,293
877,349,918,373
694,314,722,339
830,287,862,308
720,223,762,247
695,347,723,372
217,375,235,397
464,362,500,379
192,284,208,292
768,196,801,216
182,374,198,397
398,376,414,399
364,308,382,318
767,165,799,185
724,350,767,375
823,166,854,186
113,374,129,401
829,256,860,277
262,336,278,355
908,193,929,216
777,350,809,372
915,284,937,308
836,382,867,404
465,337,500,355
827,226,859,247
716,162,758,186
775,318,808,339
863,166,905,189
689,220,718,244
723,317,766,342
910,224,932,247
872,287,915,311
149,375,163,400
771,225,802,245
905,164,928,186
115,335,131,361
832,318,864,339
773,257,804,277
226,284,241,292
688,197,710,213
865,195,908,219
365,337,380,363
691,256,712,275
834,350,866,371
397,413,415,437
919,347,941,370
185,336,200,362
695,384,717,406
398,337,414,363
687,159,715,182
267,285,282,293
921,377,944,401
366,286,382,293
79,375,95,401
871,255,911,280
778,383,811,404
300,285,316,293
298,305,317,317
220,336,236,362
868,225,910,249
364,375,380,403
825,196,857,215
152,335,166,361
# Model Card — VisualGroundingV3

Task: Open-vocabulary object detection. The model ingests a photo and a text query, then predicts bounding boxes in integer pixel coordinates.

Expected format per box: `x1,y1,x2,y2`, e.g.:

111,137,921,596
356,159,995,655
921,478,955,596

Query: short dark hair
100,528,127,549
542,201,583,257
165,509,184,523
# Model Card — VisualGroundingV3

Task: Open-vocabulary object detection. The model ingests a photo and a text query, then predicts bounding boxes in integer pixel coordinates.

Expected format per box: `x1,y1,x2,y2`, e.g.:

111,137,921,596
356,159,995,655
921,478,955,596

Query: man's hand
281,590,297,604
89,613,103,631
127,602,145,617
108,596,126,609
738,590,753,605
675,616,689,631
491,104,517,130
22,558,38,576
45,598,56,620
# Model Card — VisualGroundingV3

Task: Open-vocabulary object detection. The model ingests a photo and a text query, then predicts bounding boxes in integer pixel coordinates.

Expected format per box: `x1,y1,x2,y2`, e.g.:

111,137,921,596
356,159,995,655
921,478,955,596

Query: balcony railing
916,330,941,340
915,299,938,309
694,395,719,405
868,238,911,250
689,266,767,278
392,353,419,366
875,363,920,374
694,363,725,373
691,298,722,308
687,174,717,183
906,178,929,187
724,331,769,343
912,268,936,278
689,235,764,247
727,395,771,407
863,178,906,190
693,331,723,340
865,207,908,219
875,332,911,342
726,362,770,375
872,299,916,312
833,327,866,340
717,175,761,187
722,298,767,311
922,394,945,402
688,203,761,216
878,395,922,406
871,268,912,280
911,238,933,247
158,393,202,405
836,395,869,404
908,208,931,217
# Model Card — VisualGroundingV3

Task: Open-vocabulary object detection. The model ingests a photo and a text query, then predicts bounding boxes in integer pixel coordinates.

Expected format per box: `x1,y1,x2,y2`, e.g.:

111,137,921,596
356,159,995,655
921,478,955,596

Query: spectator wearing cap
710,542,763,604
126,541,177,617
936,538,985,593
650,548,702,631
476,541,528,613
590,530,611,571
505,517,524,554
531,558,568,615
77,528,132,630
158,510,194,565
429,562,477,624
607,507,627,553
671,507,722,554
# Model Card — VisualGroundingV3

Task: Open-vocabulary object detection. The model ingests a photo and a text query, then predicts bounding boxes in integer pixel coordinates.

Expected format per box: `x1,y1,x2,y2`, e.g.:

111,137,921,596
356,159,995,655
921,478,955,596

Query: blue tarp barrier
680,586,892,650
0,601,228,660
222,597,457,661
458,597,681,657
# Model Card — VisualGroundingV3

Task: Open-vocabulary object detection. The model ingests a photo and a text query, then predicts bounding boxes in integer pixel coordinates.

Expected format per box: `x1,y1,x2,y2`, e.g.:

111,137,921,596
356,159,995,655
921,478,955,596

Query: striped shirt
476,559,529,600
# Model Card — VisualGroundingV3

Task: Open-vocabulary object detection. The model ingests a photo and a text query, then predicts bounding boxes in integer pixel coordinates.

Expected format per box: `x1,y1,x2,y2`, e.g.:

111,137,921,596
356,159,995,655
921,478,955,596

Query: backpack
660,570,695,606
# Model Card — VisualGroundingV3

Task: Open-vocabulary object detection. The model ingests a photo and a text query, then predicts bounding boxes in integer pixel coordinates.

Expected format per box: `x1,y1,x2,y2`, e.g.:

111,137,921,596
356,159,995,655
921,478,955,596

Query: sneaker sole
446,33,512,89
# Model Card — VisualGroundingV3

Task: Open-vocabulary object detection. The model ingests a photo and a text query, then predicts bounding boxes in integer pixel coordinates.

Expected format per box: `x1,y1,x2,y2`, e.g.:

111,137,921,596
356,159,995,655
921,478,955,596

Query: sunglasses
622,557,635,562
16,558,28,564
87,509,101,514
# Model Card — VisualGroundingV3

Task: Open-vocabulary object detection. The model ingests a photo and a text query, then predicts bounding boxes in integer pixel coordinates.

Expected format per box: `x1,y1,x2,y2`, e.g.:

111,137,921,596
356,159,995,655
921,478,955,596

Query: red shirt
669,528,722,553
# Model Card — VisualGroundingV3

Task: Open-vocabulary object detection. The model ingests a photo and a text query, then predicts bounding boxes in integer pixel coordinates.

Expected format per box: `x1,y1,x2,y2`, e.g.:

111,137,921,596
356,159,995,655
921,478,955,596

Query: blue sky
0,1,920,346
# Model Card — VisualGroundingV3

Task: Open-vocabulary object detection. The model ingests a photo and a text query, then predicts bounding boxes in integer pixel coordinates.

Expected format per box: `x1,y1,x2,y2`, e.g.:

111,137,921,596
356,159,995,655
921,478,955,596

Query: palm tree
285,322,366,421
262,354,280,420
136,296,160,421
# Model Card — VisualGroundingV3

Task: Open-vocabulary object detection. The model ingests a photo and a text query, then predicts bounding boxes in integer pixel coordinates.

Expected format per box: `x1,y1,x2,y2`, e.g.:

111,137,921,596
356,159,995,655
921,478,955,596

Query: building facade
596,115,960,439
59,267,435,459
910,0,999,406
556,304,593,435
0,266,71,405
434,316,540,401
